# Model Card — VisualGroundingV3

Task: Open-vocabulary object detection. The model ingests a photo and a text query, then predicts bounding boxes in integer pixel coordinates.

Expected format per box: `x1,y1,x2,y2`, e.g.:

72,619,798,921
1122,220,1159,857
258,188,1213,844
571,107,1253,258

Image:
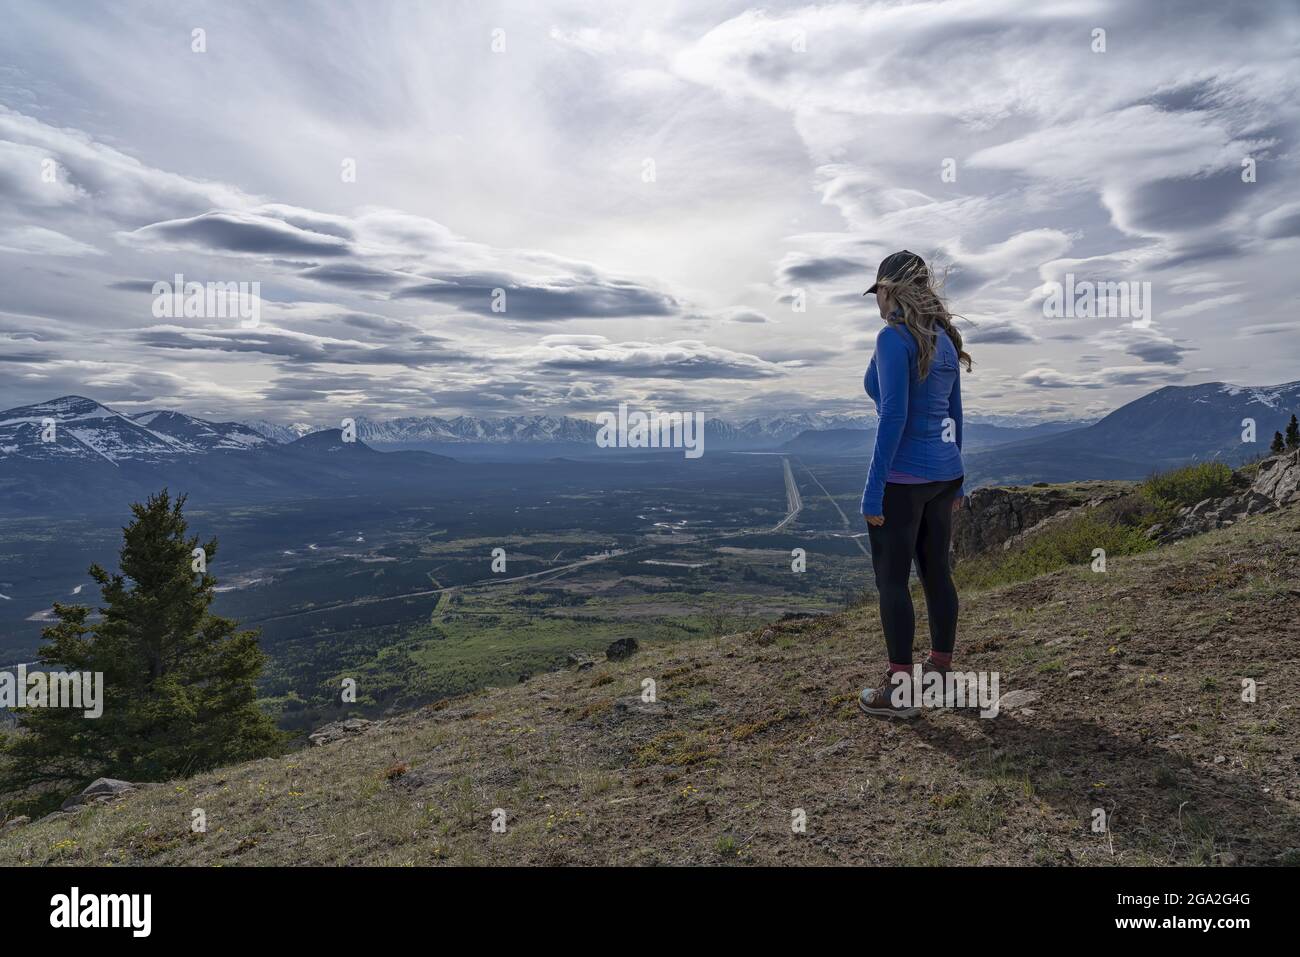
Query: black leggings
866,477,963,665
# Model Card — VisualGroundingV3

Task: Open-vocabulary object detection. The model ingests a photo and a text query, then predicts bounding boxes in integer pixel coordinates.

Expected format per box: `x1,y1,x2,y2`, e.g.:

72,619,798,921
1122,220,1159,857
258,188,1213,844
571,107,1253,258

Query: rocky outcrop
953,482,1129,559
308,717,376,747
60,777,136,811
389,766,452,792
1252,449,1300,505
605,637,638,661
1151,450,1300,543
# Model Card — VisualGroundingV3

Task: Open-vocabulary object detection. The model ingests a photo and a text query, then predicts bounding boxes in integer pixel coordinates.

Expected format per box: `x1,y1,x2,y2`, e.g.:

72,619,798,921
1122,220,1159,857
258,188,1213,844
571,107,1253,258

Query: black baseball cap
865,249,928,295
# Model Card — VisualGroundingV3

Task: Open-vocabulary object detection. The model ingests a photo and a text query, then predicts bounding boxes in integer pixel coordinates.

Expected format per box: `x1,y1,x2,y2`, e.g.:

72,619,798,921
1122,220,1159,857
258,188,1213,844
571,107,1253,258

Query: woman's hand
863,514,884,527
952,496,965,512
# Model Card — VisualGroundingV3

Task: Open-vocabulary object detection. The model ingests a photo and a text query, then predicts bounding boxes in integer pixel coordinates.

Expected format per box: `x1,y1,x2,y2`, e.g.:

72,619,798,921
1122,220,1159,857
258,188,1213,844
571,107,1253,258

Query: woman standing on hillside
857,251,972,719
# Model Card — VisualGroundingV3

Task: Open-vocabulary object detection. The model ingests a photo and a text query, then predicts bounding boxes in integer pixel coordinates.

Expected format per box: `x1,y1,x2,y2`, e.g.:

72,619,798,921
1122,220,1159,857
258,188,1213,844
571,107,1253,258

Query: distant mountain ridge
244,410,1104,449
2,380,1294,502
962,379,1300,485
242,411,880,449
0,396,274,465
0,398,456,516
0,395,1097,462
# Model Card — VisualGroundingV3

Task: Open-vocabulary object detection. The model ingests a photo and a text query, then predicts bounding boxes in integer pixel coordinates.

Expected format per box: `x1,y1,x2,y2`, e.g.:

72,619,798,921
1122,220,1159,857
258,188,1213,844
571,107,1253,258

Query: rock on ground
61,777,136,811
308,717,376,747
606,637,639,660
1156,450,1300,543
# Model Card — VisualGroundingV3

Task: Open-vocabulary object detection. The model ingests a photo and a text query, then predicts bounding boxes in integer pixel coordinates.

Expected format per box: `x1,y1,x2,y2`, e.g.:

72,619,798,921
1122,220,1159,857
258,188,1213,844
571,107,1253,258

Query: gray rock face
953,483,1127,559
308,717,375,747
1155,450,1300,543
61,777,136,811
1252,449,1300,505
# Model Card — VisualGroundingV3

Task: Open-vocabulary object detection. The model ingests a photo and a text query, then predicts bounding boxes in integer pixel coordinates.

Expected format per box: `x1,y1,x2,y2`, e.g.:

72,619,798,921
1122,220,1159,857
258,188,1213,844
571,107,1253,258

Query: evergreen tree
1286,414,1300,451
2,491,282,795
1271,431,1286,454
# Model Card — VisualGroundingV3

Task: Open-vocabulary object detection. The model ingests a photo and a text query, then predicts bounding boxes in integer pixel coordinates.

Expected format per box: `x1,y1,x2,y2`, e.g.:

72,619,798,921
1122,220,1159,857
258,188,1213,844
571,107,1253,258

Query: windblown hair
876,259,973,380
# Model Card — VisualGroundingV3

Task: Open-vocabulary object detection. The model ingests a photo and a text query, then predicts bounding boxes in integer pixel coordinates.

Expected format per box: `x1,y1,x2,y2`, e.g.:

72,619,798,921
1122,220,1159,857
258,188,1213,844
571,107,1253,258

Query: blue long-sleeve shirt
861,323,965,515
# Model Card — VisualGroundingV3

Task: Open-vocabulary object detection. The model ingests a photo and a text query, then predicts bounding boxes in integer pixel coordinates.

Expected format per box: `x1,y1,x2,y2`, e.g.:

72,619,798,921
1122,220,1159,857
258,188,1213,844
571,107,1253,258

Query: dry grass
3,507,1299,866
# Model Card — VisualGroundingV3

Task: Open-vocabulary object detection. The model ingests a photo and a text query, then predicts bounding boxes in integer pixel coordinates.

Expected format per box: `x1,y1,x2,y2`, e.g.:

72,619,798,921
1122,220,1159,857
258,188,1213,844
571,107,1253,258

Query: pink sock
888,661,912,674
928,651,952,667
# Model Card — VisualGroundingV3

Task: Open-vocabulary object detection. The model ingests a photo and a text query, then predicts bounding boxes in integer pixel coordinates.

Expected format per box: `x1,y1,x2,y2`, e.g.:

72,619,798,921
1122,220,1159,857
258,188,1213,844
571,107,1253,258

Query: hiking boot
920,655,951,707
921,657,960,708
858,669,920,719
921,656,950,680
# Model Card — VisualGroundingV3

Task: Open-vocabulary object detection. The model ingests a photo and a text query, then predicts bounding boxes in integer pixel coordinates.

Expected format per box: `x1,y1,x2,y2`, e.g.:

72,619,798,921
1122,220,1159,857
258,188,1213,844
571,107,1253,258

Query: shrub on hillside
954,509,1155,591
1140,461,1234,510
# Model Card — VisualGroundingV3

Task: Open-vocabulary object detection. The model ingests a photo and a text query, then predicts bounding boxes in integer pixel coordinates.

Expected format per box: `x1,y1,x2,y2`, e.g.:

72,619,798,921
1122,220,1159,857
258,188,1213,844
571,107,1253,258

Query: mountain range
960,380,1300,484
0,396,273,464
780,380,1300,484
243,411,880,450
0,397,457,516
1,380,1296,515
244,410,1098,450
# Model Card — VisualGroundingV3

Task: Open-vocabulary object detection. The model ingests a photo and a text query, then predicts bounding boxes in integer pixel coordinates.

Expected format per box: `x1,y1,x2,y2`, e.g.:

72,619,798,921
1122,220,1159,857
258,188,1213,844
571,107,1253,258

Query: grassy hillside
3,506,1298,866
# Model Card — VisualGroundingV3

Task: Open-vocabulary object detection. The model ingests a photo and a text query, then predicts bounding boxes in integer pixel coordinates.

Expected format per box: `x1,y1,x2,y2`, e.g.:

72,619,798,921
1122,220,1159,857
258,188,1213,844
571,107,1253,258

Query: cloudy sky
1,0,1298,425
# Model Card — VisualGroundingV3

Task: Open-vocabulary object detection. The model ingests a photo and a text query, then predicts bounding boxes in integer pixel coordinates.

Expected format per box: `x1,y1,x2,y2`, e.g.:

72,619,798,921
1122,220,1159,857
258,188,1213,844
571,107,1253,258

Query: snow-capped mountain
1215,381,1300,413
1065,379,1300,461
2,399,874,462
356,414,600,445
0,406,459,518
1,383,1294,516
961,379,1300,484
241,411,874,448
723,413,871,442
0,397,186,464
0,397,276,464
131,410,274,453
9,380,1292,468
243,420,319,444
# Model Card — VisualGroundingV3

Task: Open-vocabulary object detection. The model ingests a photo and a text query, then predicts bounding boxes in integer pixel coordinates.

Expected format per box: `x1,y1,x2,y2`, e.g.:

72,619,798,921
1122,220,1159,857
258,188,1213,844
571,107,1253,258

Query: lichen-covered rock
61,777,136,811
1251,449,1300,506
308,717,375,747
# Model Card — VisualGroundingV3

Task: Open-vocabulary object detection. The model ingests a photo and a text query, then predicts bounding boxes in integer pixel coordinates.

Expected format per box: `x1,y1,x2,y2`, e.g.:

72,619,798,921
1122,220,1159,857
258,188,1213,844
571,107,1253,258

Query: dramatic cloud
135,325,472,368
124,210,353,258
394,275,678,320
0,0,1296,422
963,319,1036,346
522,336,784,380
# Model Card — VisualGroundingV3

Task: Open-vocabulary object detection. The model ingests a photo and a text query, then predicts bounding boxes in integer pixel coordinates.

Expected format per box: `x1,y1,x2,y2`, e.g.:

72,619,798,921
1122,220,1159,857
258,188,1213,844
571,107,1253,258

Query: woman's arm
861,327,909,516
950,366,965,501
